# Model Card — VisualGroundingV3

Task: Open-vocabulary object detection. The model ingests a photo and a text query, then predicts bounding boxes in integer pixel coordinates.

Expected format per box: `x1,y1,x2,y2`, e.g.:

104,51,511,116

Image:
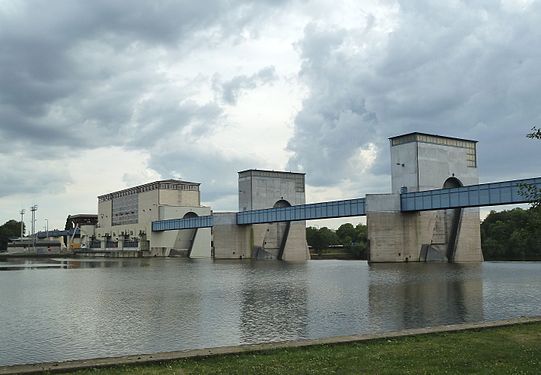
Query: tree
306,226,339,254
0,220,24,251
527,126,541,140
336,223,356,246
481,207,541,260
306,223,369,259
520,127,541,208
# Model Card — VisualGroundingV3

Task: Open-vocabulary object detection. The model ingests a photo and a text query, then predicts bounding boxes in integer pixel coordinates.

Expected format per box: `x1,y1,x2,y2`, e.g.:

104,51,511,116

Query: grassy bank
66,321,541,375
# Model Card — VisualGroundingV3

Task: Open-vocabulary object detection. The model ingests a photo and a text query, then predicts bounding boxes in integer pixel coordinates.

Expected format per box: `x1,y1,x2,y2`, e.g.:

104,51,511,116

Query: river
1,258,540,366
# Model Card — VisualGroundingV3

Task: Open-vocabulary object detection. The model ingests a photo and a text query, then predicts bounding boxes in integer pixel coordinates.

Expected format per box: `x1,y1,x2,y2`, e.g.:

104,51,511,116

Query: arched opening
183,212,198,219
273,199,292,208
443,177,463,189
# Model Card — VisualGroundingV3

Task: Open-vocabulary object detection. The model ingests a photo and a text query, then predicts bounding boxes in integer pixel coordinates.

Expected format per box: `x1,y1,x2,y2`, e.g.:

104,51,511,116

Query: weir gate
152,132,541,263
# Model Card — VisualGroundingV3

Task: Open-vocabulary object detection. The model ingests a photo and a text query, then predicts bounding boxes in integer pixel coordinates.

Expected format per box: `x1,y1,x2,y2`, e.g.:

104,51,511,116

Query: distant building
94,179,211,257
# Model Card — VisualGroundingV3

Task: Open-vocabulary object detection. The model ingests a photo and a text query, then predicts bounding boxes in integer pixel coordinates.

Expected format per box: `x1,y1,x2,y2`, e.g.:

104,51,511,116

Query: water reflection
0,259,540,367
368,263,484,331
240,262,308,343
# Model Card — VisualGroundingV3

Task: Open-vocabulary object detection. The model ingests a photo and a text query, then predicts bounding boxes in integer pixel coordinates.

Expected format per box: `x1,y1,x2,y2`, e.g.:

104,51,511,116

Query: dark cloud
0,0,296,210
148,145,261,207
287,1,541,191
2,0,541,213
214,66,278,105
0,0,291,154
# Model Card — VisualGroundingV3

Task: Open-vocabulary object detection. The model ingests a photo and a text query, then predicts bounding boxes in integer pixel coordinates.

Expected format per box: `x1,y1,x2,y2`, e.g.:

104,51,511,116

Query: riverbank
1,316,540,374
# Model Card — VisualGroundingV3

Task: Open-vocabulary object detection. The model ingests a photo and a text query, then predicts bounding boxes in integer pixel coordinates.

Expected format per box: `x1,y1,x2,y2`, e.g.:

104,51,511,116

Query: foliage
306,226,339,254
481,207,541,260
0,220,24,250
307,223,368,259
520,127,541,207
70,322,541,375
527,126,541,139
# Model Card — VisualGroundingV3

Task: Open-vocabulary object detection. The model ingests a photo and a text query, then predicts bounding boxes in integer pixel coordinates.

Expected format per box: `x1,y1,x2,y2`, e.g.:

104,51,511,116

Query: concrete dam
75,132,541,263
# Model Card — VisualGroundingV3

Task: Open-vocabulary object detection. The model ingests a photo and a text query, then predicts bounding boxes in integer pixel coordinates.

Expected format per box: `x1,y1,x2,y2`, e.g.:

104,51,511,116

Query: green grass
67,322,541,374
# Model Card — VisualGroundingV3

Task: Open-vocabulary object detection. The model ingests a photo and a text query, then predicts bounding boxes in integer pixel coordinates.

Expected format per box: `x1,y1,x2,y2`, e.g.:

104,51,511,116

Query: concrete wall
238,170,306,211
366,194,419,262
159,189,200,207
236,170,309,261
97,199,112,229
369,135,483,263
391,140,478,193
213,170,309,261
453,207,483,262
212,213,251,259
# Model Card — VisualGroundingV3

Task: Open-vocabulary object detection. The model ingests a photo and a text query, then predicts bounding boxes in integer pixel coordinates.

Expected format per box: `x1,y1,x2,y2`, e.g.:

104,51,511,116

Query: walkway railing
236,198,366,225
153,215,213,231
151,176,541,231
400,177,541,212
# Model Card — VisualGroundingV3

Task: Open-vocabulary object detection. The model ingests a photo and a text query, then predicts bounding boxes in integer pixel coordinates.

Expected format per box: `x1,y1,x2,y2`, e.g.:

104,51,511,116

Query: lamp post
19,209,25,238
30,205,37,252
45,219,49,238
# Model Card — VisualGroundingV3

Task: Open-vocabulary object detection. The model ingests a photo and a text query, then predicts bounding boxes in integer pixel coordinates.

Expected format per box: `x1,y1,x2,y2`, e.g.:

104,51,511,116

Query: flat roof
238,169,305,176
389,132,477,143
98,179,200,200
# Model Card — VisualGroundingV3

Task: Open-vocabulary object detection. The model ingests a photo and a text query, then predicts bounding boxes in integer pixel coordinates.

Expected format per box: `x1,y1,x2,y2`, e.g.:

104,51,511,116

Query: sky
1,0,540,231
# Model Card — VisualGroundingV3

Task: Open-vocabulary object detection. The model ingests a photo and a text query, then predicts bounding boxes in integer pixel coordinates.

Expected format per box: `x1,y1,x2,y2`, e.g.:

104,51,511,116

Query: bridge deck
152,177,541,231
400,177,541,211
236,198,366,225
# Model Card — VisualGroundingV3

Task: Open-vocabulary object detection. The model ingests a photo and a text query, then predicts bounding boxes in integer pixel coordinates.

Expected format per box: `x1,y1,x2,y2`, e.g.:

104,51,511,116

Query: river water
1,258,540,366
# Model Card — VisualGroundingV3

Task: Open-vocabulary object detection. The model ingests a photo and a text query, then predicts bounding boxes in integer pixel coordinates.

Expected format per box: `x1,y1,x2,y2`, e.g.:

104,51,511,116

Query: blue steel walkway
152,176,541,231
400,177,541,211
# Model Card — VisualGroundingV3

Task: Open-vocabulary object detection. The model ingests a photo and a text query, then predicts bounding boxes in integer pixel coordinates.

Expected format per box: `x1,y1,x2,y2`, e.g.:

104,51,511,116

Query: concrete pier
368,133,483,263
212,170,310,260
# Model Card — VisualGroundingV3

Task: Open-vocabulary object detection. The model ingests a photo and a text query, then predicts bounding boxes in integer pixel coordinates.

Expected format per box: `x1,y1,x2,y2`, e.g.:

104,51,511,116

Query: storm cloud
0,0,292,197
215,66,278,105
287,0,541,189
1,0,540,228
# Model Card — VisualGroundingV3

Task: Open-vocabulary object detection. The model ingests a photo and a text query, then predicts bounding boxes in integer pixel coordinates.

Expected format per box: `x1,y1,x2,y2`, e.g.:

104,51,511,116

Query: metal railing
150,177,541,231
236,198,366,225
152,215,213,232
400,177,541,211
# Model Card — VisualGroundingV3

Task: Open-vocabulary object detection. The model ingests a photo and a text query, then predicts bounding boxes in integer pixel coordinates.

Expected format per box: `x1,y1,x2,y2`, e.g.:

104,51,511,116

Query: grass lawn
66,322,541,374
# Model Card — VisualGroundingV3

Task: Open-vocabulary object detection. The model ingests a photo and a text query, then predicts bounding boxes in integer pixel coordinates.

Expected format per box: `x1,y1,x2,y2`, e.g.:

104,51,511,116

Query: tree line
481,207,541,260
0,220,23,250
306,223,368,259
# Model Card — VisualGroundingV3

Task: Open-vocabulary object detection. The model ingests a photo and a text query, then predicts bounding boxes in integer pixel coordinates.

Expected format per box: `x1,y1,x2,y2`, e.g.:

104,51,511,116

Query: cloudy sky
1,0,540,231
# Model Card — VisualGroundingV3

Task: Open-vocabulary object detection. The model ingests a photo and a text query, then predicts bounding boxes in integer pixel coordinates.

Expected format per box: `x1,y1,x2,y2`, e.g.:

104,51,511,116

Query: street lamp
30,205,37,252
19,209,25,238
45,219,49,238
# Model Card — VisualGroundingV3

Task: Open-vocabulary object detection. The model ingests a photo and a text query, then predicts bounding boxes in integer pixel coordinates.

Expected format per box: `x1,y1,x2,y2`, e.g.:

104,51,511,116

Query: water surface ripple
1,258,540,366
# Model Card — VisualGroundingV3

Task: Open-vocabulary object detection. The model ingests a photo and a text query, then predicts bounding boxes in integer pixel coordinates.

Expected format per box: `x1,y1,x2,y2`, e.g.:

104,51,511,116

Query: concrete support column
366,193,411,262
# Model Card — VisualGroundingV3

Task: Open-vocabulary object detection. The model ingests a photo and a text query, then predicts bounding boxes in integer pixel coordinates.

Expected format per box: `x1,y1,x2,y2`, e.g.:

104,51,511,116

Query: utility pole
19,209,25,238
45,218,49,238
30,205,37,252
